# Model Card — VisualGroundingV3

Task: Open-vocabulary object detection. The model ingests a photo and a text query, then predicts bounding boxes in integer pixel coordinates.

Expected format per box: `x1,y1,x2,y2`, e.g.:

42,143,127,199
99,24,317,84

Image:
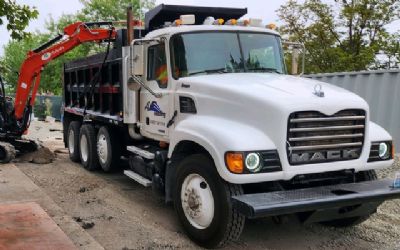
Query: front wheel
174,154,245,248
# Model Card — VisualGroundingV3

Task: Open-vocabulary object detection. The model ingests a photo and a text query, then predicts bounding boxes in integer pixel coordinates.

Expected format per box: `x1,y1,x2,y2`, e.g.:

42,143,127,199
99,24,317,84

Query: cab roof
145,25,281,40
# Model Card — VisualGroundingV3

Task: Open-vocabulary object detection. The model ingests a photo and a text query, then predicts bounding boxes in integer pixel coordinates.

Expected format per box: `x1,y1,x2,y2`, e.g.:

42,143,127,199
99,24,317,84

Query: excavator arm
13,22,117,133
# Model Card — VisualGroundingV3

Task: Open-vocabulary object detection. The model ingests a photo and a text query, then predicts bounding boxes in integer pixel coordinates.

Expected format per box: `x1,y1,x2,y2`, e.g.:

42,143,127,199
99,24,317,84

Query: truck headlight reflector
245,153,261,172
368,141,393,162
225,150,282,174
379,142,390,159
225,152,244,174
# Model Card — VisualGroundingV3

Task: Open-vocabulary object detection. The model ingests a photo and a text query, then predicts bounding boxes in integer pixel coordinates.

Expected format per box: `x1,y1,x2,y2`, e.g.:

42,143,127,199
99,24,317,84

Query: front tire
79,124,99,171
174,154,245,248
320,170,378,227
96,126,121,172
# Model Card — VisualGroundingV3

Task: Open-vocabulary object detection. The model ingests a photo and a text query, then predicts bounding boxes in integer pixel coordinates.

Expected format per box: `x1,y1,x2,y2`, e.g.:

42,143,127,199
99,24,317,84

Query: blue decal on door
145,101,166,118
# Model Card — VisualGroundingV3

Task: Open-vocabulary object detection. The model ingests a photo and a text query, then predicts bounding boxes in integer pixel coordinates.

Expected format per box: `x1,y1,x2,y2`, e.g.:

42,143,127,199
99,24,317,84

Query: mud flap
231,179,400,220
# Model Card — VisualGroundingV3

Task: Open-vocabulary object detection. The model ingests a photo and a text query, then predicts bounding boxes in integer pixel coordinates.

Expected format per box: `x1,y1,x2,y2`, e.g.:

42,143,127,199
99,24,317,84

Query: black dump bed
63,48,124,124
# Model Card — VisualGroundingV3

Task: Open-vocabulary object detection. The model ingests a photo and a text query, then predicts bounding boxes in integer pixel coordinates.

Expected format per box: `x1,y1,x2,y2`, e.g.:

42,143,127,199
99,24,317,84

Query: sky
0,0,399,56
0,0,284,56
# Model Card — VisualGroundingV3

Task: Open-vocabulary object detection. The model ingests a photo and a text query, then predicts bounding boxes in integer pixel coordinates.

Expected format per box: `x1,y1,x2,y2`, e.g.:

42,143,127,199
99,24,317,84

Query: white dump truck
61,5,400,248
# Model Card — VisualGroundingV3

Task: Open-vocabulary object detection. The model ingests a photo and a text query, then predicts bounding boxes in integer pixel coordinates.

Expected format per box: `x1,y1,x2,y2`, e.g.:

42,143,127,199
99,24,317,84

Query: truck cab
62,5,399,248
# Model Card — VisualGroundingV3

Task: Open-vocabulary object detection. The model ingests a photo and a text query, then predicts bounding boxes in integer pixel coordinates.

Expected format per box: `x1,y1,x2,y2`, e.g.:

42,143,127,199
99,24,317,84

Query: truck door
140,42,170,139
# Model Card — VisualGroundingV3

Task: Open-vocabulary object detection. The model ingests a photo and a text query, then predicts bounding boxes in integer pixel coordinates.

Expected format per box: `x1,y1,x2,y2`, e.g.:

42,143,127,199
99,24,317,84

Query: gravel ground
14,121,400,249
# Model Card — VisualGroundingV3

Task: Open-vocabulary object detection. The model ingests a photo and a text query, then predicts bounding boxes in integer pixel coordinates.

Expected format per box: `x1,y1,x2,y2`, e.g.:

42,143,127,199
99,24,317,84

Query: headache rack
145,4,248,31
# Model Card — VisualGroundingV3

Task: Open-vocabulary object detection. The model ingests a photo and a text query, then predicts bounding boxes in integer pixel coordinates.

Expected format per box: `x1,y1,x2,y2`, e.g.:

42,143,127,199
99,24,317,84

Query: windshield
170,32,285,79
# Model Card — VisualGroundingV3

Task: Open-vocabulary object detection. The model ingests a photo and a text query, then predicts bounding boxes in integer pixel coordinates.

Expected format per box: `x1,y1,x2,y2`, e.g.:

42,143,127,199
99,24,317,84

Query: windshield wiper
188,68,229,76
247,67,282,74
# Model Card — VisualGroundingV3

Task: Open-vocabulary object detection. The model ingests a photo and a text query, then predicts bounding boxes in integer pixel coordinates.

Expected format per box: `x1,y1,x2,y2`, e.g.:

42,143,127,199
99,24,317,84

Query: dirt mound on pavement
17,147,56,164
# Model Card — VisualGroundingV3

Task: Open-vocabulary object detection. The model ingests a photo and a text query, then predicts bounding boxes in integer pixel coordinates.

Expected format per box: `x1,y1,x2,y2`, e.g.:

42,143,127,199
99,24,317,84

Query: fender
368,121,392,142
168,116,277,183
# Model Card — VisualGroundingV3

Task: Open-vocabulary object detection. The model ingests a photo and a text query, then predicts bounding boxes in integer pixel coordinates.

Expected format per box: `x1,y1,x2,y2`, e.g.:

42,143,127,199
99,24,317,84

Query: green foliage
1,35,42,92
0,0,154,95
376,32,400,69
278,0,400,73
0,0,38,40
33,99,46,120
79,0,155,21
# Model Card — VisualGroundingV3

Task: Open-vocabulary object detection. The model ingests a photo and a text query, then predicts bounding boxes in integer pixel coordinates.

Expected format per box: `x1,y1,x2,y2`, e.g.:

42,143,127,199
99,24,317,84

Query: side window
147,43,168,88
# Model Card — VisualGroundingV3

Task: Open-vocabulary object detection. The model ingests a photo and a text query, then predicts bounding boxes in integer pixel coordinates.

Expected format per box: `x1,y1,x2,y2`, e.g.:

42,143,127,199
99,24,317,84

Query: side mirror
131,44,145,76
291,49,300,75
282,41,305,76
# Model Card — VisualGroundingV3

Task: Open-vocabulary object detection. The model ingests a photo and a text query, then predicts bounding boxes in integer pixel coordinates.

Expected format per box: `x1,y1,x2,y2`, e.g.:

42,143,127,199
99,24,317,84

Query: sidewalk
0,164,103,250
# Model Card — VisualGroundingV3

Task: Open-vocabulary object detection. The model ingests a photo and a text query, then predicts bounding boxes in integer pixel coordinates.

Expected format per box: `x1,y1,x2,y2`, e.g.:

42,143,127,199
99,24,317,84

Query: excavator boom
0,22,117,163
14,22,117,131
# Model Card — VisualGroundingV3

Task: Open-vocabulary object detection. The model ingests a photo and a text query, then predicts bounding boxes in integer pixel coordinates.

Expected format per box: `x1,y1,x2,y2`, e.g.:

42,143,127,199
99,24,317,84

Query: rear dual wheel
68,123,120,171
79,124,99,171
67,121,81,162
96,126,120,172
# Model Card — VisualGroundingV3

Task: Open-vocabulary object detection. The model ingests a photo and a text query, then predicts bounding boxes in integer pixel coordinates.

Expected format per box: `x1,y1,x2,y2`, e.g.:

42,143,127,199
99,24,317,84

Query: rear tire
174,154,245,248
320,170,378,227
67,121,81,162
96,126,121,172
79,124,99,171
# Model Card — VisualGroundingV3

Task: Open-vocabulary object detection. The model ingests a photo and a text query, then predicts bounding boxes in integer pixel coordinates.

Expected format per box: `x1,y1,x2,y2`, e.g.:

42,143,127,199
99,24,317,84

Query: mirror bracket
128,75,162,98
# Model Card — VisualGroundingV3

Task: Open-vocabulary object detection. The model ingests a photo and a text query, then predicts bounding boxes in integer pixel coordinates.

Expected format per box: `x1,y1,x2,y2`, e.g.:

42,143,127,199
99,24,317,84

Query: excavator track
0,137,39,163
0,142,16,163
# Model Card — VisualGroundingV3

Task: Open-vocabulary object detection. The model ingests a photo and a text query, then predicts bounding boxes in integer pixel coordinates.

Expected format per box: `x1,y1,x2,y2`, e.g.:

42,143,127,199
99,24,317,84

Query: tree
375,32,400,69
79,0,155,21
278,0,400,73
0,0,38,39
0,0,155,95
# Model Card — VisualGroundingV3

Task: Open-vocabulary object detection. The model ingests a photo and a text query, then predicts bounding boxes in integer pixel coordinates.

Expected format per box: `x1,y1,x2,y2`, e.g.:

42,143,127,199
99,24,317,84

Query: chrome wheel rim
97,134,108,164
68,129,75,154
80,135,88,162
181,173,214,229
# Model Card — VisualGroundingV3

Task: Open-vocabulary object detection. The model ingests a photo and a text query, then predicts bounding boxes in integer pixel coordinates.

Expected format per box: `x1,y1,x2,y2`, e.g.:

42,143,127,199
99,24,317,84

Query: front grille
287,109,366,165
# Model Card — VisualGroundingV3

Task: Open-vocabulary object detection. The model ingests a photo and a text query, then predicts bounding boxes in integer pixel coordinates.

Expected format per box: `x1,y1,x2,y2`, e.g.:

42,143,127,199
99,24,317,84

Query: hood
178,73,368,116
175,73,370,166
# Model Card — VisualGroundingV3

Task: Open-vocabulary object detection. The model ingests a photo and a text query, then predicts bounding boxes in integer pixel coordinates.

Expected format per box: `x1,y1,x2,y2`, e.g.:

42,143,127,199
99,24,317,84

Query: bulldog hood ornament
313,83,325,97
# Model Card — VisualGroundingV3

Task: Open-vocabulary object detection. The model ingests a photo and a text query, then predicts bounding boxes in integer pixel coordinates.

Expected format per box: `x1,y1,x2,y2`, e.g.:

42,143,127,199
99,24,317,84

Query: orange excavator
0,21,117,162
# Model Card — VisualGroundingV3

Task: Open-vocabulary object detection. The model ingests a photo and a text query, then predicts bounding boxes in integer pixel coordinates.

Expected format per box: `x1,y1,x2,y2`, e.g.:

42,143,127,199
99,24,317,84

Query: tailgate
232,179,400,218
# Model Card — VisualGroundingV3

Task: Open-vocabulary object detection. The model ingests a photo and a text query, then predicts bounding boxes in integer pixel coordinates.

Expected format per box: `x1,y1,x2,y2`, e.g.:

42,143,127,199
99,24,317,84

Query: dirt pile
17,147,56,164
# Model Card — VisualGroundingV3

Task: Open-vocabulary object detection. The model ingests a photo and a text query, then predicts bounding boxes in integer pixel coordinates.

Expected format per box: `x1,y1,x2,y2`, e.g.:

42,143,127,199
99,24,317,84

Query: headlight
245,153,261,172
368,141,393,162
225,150,282,174
379,142,390,159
